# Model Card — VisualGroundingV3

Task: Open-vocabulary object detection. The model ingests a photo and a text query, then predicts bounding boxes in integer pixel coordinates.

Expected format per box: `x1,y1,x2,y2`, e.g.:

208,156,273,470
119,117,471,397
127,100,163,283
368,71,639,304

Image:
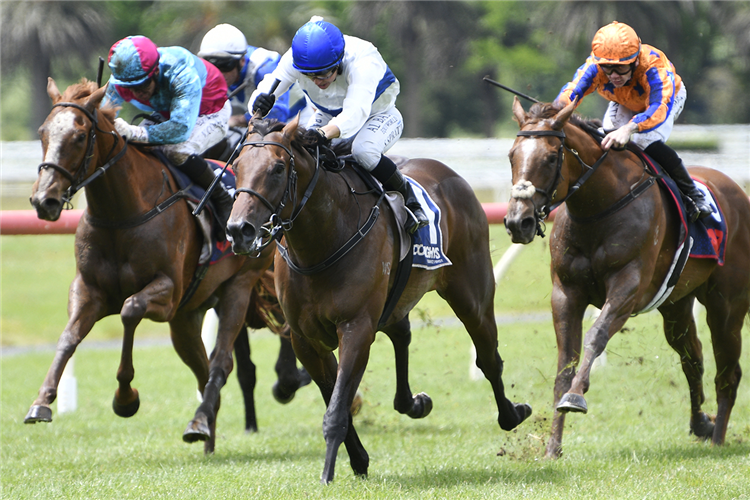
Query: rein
37,102,127,208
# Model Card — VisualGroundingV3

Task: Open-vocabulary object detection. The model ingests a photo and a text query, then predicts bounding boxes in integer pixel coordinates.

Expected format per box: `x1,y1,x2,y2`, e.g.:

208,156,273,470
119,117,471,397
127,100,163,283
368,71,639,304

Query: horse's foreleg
185,277,253,453
546,280,587,458
382,316,432,418
272,325,311,404
233,326,258,432
320,322,373,484
25,277,105,423
560,272,639,413
115,274,177,418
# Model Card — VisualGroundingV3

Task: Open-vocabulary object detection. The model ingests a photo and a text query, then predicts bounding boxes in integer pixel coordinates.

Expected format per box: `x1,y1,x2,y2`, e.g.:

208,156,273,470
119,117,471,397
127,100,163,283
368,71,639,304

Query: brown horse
26,78,307,452
504,96,750,458
226,116,532,483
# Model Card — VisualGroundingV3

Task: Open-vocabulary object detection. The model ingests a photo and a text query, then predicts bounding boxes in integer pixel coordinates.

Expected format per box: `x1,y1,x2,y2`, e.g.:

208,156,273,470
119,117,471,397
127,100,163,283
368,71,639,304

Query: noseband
515,128,610,237
37,102,126,206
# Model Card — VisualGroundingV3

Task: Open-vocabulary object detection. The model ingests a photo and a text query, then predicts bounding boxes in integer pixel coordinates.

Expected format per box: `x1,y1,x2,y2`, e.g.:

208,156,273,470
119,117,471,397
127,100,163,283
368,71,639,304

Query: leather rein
516,127,655,237
236,140,384,274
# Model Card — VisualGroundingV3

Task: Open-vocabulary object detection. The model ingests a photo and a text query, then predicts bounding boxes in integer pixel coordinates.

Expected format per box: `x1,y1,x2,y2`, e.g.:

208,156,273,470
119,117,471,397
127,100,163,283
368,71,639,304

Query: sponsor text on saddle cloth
388,176,452,270
638,157,727,314
161,153,236,265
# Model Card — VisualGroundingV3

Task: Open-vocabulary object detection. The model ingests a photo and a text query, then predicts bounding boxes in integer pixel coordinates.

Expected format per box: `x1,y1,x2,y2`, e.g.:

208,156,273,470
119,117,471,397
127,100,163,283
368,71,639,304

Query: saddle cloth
637,158,726,314
162,155,235,266
386,176,452,270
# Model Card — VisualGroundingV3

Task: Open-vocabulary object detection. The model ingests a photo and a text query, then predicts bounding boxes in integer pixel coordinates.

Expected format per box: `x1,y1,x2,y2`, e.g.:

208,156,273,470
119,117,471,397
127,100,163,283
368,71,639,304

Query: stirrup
404,206,428,234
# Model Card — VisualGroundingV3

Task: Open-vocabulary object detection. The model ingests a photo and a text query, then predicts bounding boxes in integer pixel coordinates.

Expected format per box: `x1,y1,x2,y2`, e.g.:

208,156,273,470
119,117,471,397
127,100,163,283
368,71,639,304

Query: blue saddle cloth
406,177,452,270
648,159,726,265
155,152,236,265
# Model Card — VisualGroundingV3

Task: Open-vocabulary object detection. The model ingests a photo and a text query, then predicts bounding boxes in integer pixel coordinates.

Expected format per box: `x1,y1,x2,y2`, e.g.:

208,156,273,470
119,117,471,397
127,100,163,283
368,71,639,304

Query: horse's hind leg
440,271,531,431
703,281,746,445
382,315,433,418
25,277,104,423
272,325,312,404
233,326,258,433
660,297,714,440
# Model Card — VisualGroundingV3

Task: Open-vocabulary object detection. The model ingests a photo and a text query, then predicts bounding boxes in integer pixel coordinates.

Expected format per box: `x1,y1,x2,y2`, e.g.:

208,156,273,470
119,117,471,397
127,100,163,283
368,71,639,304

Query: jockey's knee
351,143,381,171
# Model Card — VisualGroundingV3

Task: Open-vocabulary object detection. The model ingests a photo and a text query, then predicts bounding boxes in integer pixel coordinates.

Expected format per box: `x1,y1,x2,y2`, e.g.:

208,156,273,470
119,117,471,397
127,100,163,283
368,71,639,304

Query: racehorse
226,116,532,483
26,78,308,453
504,96,750,458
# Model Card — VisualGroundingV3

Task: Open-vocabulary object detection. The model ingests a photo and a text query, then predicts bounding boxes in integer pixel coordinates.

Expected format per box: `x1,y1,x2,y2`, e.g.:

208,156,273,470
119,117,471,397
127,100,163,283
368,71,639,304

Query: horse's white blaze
511,180,536,199
43,110,77,166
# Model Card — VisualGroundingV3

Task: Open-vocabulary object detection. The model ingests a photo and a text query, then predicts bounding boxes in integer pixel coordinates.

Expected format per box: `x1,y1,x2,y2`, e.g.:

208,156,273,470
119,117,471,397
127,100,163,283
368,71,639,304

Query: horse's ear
282,114,300,140
551,97,577,130
512,96,527,127
47,78,62,105
84,83,108,113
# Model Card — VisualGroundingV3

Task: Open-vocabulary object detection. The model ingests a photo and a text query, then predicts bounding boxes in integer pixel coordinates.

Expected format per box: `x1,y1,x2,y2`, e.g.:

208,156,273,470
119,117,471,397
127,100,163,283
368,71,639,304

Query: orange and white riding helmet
590,21,641,65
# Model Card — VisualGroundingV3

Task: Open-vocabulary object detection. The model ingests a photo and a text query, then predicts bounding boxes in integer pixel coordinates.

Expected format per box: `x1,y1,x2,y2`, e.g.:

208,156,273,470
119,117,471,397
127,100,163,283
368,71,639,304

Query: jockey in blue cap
250,17,428,234
198,23,312,128
103,35,235,234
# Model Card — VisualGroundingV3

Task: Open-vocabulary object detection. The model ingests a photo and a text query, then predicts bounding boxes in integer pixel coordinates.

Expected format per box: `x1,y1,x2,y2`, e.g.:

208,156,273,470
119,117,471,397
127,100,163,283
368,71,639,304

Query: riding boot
177,154,235,238
644,141,713,222
371,155,428,234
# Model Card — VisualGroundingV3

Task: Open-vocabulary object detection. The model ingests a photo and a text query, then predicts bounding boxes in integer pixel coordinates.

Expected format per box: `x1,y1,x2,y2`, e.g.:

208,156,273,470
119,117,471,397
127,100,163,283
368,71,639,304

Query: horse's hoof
406,392,433,419
298,367,312,388
272,380,296,404
24,405,52,424
517,402,533,423
183,417,211,443
557,393,588,413
112,394,140,418
351,391,363,417
690,412,715,440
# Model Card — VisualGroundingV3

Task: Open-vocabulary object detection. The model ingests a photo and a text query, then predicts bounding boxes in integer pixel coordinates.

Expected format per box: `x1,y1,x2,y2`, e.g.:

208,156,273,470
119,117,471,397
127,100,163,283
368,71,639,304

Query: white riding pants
603,84,687,149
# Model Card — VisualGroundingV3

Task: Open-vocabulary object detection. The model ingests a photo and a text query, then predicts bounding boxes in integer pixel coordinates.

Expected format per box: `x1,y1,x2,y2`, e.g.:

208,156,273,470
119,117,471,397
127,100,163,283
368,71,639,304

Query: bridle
37,102,127,207
234,138,320,256
515,127,610,237
235,136,384,274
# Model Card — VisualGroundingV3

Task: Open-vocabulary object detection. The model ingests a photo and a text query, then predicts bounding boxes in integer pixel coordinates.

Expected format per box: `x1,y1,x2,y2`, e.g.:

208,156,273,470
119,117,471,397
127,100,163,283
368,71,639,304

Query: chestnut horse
226,117,532,483
504,97,750,458
26,78,307,452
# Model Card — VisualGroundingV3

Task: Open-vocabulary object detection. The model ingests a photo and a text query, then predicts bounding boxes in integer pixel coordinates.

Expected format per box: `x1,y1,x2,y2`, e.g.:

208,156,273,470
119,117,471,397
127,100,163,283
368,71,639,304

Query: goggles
304,67,337,81
600,64,633,76
207,57,240,73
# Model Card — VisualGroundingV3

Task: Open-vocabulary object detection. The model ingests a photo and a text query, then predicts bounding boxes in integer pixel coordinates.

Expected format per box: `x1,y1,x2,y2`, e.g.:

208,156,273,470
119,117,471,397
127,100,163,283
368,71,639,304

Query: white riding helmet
198,23,248,60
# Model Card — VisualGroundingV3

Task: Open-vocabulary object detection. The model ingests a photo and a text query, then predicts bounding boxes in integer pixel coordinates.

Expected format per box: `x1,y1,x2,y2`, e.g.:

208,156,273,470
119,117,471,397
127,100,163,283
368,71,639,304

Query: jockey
102,35,235,233
554,21,712,222
198,23,311,127
250,16,428,234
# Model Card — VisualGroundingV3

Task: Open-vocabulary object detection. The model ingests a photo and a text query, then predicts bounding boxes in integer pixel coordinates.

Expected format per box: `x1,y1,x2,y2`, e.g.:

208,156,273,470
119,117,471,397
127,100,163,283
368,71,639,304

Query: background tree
1,1,110,138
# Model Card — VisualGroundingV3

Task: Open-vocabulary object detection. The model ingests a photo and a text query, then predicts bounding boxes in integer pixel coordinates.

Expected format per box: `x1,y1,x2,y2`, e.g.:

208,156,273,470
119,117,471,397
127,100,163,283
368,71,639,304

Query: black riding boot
177,154,235,238
371,155,428,234
645,141,712,222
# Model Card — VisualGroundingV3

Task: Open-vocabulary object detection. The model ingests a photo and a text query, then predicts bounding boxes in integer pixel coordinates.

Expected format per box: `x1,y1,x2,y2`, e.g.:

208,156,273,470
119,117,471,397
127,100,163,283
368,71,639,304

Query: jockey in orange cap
555,21,712,222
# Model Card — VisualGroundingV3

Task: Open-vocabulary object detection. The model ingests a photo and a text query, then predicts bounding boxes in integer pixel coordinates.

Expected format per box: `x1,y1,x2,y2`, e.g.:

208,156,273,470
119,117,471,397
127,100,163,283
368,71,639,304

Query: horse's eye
76,132,87,144
272,161,285,175
547,154,558,165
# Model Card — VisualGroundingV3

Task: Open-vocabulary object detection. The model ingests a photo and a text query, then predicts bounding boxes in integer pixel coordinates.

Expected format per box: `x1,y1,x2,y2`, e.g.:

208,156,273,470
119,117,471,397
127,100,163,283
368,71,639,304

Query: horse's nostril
240,221,257,240
521,217,535,232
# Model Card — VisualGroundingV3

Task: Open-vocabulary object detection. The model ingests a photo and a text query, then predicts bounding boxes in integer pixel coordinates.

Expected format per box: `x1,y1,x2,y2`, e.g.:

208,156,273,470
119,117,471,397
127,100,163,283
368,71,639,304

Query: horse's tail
245,269,287,336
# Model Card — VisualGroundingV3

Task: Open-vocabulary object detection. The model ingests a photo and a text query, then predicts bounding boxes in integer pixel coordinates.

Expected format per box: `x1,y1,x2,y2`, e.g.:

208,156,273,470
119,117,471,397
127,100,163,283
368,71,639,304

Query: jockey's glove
114,118,149,143
302,127,328,147
252,93,276,117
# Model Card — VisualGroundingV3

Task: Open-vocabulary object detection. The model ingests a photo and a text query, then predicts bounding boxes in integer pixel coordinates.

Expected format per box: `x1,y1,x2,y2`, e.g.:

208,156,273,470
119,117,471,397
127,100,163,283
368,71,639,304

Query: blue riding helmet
291,20,345,73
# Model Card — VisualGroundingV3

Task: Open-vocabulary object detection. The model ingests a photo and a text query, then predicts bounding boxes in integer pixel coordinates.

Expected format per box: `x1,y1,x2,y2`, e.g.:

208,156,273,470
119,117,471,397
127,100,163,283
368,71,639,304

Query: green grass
2,227,749,498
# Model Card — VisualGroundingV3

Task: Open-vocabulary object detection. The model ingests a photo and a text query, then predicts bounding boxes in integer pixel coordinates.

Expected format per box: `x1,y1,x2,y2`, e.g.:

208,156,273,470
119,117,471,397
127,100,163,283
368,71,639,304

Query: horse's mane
527,102,602,131
61,78,117,122
249,118,349,156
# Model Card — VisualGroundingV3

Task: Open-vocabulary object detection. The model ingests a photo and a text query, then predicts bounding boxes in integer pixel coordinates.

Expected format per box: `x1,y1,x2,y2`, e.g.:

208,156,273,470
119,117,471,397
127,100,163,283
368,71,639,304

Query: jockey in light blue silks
250,17,428,234
102,35,235,231
198,23,312,128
